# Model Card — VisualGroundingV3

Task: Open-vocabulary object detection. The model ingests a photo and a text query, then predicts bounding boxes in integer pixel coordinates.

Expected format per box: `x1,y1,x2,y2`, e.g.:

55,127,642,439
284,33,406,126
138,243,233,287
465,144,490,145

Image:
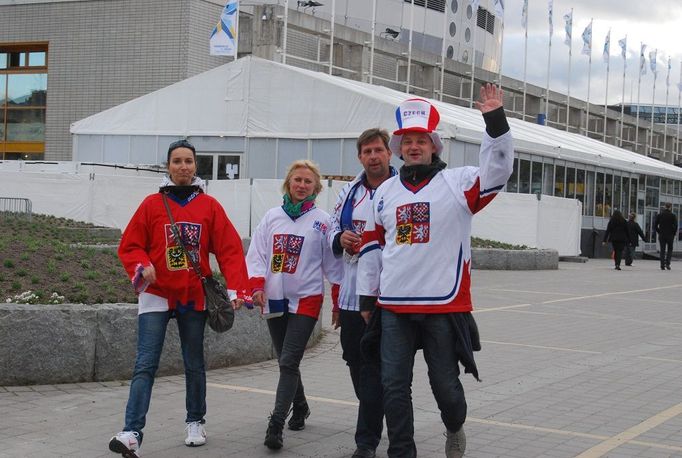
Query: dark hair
610,210,625,223
167,139,196,163
357,128,390,155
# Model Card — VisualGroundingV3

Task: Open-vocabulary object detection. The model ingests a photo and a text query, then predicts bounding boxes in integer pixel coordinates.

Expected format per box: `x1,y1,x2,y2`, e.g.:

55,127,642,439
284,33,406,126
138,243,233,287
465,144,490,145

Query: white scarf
159,175,207,193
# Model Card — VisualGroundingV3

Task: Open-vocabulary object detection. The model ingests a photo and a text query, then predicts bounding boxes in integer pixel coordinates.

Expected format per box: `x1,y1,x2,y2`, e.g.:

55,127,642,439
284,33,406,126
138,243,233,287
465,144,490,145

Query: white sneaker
445,426,466,458
109,431,141,457
185,421,207,447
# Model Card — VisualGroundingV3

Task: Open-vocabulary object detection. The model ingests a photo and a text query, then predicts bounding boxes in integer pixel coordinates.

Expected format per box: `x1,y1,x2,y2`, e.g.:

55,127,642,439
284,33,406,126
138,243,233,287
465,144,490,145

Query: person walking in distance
625,213,646,266
602,210,630,270
329,128,396,458
655,202,678,270
357,84,513,458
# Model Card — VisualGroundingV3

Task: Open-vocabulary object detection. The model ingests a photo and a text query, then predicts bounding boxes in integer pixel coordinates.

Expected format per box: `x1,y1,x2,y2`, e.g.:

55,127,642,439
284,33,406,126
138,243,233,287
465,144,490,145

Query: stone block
0,304,97,385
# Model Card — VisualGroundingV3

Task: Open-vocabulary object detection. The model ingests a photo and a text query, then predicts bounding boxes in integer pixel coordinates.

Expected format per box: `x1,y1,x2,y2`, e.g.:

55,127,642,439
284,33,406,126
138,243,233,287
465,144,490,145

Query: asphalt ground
3,258,682,458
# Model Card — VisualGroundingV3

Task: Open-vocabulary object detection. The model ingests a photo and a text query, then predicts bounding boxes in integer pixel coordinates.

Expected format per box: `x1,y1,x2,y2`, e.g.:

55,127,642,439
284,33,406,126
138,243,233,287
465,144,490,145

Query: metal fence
0,197,33,219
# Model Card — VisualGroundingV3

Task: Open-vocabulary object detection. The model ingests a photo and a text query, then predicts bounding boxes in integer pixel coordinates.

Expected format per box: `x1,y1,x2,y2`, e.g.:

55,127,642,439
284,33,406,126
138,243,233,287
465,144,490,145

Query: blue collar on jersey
340,166,397,231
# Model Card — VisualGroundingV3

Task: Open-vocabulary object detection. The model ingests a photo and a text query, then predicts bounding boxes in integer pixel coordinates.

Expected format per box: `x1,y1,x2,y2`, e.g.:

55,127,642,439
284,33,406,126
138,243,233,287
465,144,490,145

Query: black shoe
666,265,671,270
264,417,283,450
661,266,666,270
287,402,310,431
615,266,621,270
352,447,376,458
625,263,632,266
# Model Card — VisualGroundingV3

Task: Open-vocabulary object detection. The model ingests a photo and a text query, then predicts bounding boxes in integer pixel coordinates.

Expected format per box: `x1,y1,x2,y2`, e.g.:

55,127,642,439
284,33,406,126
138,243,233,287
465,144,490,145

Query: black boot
287,401,310,431
264,416,284,450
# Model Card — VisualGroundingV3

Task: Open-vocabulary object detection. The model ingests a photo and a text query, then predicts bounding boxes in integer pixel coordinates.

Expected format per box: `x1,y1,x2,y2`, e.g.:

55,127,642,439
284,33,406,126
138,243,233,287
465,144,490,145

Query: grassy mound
1,214,136,304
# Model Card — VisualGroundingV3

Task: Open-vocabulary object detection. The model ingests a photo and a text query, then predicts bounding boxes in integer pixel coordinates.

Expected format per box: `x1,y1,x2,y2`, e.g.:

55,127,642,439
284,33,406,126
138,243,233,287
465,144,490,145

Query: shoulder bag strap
162,194,204,280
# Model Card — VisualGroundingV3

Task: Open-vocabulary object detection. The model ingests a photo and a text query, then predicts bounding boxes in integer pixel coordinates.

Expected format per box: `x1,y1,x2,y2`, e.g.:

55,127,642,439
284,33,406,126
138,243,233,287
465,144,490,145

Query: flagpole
282,0,289,64
234,0,240,58
619,36,627,147
369,0,377,84
497,20,504,90
603,29,611,142
565,9,572,131
664,59,671,154
406,0,415,93
584,19,593,137
522,3,528,121
328,0,336,75
545,17,553,122
469,7,477,108
438,1,448,101
635,43,644,152
678,62,682,157
649,49,657,156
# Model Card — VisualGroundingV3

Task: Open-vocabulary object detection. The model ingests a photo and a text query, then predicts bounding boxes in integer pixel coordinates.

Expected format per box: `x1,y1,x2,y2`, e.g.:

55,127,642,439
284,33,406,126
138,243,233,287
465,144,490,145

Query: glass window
506,157,518,192
554,165,565,197
195,155,213,181
575,169,585,207
630,178,638,212
449,22,456,37
613,175,621,212
466,4,472,18
6,109,46,141
0,53,6,69
519,159,530,193
622,177,630,215
638,177,645,191
585,171,595,216
565,167,576,198
596,172,605,216
0,75,5,105
217,155,241,179
465,28,471,42
645,188,659,208
0,109,4,140
531,161,542,194
604,174,613,216
542,163,553,196
28,52,46,67
676,181,681,196
451,0,458,13
7,74,47,106
647,175,660,188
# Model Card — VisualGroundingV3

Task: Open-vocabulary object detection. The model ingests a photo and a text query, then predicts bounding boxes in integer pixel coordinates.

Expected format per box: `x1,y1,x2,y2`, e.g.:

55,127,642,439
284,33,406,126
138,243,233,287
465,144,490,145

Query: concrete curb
472,248,559,270
0,303,322,386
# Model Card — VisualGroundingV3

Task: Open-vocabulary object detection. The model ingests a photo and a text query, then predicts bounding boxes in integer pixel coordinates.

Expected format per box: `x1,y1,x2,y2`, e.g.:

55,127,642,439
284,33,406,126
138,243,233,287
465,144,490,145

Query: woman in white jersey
245,159,343,450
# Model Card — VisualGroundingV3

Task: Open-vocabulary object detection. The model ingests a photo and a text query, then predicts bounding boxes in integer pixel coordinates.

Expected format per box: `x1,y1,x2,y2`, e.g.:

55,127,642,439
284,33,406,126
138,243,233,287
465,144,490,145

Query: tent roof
71,55,682,180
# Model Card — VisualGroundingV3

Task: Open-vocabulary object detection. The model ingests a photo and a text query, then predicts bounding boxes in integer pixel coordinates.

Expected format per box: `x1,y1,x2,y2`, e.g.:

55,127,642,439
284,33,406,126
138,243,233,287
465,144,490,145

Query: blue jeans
266,312,317,426
124,309,207,442
339,309,384,451
381,310,467,458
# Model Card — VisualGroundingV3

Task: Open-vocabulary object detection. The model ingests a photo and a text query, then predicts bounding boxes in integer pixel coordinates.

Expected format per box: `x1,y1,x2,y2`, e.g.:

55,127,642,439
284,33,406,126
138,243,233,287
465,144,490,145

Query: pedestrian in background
603,210,630,270
654,202,678,270
625,213,646,266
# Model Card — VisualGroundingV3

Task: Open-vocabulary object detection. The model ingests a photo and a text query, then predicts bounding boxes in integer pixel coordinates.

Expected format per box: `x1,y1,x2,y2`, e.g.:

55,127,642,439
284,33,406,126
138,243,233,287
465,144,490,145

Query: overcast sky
500,0,682,107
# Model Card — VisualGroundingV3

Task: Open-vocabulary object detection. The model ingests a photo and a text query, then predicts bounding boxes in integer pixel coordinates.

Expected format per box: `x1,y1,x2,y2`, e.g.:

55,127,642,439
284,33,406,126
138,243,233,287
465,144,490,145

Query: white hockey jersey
246,205,343,319
356,130,513,314
329,173,384,311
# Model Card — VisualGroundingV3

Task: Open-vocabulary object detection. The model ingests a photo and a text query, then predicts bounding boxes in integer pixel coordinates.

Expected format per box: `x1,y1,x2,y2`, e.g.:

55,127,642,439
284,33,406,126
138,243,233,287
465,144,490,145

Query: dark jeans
339,310,384,451
611,241,626,267
659,236,674,267
124,309,207,442
381,310,466,458
624,244,636,265
267,312,317,426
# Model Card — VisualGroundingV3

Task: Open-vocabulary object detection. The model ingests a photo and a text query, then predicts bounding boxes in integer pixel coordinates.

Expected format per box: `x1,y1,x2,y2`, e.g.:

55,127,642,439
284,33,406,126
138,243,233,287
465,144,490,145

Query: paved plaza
3,258,682,457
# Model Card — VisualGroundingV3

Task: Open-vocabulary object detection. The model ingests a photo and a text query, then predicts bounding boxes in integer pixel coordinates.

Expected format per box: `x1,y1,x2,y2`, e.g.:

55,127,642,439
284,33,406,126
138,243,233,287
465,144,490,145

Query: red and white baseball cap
388,98,443,159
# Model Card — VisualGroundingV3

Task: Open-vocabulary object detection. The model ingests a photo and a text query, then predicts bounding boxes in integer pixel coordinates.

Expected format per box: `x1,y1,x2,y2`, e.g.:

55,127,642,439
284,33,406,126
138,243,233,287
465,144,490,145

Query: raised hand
474,83,504,114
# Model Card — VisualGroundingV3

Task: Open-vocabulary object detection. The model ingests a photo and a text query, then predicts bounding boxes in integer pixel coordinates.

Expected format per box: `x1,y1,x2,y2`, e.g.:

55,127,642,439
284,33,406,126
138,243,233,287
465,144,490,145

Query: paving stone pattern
2,259,682,457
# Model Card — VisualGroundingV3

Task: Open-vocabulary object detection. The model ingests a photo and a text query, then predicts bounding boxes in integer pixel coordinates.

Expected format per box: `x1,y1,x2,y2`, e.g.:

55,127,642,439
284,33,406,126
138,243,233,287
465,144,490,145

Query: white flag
640,43,647,76
666,57,672,87
603,30,610,64
581,21,592,56
649,49,657,74
493,0,504,17
521,0,528,28
209,0,239,56
618,37,627,61
548,0,554,36
563,11,572,46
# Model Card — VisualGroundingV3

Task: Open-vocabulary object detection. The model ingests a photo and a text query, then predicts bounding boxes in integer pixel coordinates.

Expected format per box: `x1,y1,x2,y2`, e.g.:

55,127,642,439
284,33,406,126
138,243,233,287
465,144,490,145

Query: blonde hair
282,159,323,197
